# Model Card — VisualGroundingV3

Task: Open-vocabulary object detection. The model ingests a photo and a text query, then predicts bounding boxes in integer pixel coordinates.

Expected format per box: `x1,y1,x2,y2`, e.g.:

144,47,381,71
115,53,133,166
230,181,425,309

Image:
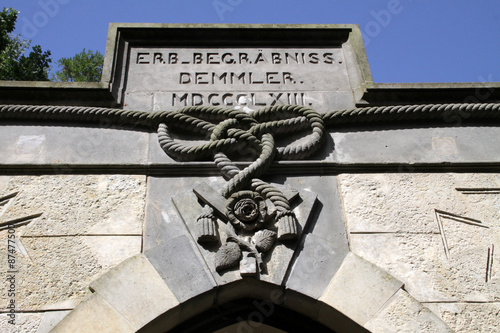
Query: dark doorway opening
167,298,336,333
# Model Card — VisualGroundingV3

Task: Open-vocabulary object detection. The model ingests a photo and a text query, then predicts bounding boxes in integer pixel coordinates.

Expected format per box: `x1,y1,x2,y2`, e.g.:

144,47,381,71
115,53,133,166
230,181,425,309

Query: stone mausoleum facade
0,24,499,332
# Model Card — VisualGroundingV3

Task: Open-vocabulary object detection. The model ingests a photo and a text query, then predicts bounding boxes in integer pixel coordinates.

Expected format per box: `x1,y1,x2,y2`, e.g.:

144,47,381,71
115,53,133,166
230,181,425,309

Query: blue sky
3,0,499,83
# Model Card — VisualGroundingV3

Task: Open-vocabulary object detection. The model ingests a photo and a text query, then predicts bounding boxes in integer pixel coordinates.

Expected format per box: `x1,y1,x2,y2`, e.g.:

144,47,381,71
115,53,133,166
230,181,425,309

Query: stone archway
50,252,449,332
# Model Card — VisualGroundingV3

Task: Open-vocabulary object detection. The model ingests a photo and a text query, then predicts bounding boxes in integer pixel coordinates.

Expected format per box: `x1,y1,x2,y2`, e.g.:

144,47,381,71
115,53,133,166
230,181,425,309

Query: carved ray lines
456,188,500,194
435,186,499,283
0,191,43,230
434,209,488,260
457,186,498,282
486,245,495,283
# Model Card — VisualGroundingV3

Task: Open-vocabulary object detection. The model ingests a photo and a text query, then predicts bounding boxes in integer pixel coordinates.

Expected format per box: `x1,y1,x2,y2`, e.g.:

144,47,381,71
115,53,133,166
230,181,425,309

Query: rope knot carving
158,105,325,241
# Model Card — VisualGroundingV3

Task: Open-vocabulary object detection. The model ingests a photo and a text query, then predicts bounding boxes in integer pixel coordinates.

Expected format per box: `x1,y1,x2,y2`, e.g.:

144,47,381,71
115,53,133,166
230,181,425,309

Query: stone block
322,90,356,110
143,176,223,251
350,232,499,302
90,254,179,330
365,289,451,333
0,313,43,333
144,179,186,250
426,302,500,332
82,236,142,270
37,310,71,333
145,234,217,303
331,126,500,165
50,294,135,333
0,235,141,310
285,176,348,245
123,91,154,111
338,173,500,234
342,173,500,305
286,233,348,299
0,125,149,165
1,175,145,236
319,252,403,326
283,176,350,299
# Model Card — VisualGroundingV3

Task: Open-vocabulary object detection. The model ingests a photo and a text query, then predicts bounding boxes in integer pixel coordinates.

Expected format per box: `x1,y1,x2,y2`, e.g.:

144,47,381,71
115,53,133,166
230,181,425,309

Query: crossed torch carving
158,105,325,275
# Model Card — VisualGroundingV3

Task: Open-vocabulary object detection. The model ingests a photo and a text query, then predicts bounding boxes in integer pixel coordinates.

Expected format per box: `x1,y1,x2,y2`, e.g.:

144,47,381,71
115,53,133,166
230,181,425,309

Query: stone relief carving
187,181,304,277
158,105,325,277
448,187,499,283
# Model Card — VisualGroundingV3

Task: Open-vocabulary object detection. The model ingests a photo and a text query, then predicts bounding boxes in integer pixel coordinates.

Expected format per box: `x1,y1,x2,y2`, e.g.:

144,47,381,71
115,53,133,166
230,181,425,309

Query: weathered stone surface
0,176,9,192
341,173,500,330
285,176,347,243
342,173,500,304
426,302,500,333
144,176,220,251
351,232,500,303
50,293,135,333
0,235,141,310
0,125,149,165
338,173,500,233
332,127,500,164
349,233,447,301
319,253,403,326
123,91,154,111
82,236,142,269
90,254,179,330
0,174,144,318
37,310,71,333
286,233,348,299
0,313,43,333
365,289,451,333
1,175,145,236
145,234,217,303
284,175,349,298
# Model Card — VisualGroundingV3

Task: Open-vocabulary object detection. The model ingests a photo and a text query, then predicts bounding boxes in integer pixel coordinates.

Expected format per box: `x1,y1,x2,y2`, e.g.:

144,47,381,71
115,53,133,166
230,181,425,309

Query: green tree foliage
0,8,52,81
53,49,104,82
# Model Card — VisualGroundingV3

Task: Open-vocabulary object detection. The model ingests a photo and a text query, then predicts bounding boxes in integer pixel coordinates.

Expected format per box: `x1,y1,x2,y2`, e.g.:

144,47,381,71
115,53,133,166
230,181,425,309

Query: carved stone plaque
127,47,349,112
113,26,369,112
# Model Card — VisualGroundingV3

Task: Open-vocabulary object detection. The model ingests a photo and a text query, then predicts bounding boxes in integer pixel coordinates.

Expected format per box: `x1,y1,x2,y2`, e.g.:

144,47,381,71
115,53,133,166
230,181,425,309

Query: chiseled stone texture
50,293,135,333
0,313,43,333
319,252,403,326
89,254,179,330
0,175,146,331
339,173,500,329
427,302,500,332
0,234,141,311
365,289,452,333
1,175,145,235
37,310,72,333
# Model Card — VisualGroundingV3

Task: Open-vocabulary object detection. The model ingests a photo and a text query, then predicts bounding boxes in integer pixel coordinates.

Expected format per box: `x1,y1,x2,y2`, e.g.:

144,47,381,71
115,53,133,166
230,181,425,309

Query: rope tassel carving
196,205,218,243
276,211,299,240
